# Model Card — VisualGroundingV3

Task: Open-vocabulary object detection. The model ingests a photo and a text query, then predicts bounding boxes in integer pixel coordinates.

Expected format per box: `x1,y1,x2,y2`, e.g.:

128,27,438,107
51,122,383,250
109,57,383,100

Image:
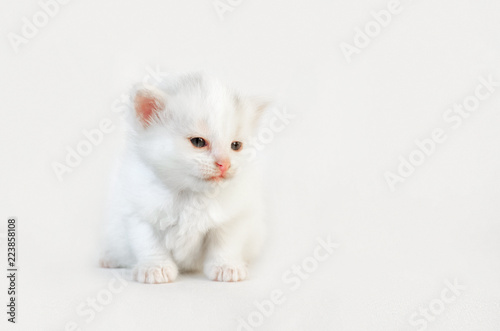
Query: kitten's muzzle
215,159,231,177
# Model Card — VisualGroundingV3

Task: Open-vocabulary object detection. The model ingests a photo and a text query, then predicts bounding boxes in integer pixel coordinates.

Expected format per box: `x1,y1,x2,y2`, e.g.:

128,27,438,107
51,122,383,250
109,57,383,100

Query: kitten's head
130,73,267,192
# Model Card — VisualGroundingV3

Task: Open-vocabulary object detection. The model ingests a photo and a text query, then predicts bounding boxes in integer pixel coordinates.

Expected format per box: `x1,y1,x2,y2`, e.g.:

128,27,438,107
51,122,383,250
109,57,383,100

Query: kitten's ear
250,97,271,126
254,98,271,116
133,85,166,127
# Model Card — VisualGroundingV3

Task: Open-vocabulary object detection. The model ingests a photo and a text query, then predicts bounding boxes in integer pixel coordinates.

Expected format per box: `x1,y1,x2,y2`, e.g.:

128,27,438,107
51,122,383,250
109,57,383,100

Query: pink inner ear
134,91,165,127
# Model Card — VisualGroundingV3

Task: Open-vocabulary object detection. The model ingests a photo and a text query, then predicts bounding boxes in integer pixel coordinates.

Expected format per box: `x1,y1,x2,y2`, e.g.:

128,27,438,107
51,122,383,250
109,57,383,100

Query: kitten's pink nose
215,159,231,176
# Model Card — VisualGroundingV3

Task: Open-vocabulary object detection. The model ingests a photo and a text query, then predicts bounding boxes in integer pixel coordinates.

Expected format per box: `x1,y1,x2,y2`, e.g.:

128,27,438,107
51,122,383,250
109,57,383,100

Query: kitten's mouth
200,168,235,182
206,175,225,182
205,172,233,182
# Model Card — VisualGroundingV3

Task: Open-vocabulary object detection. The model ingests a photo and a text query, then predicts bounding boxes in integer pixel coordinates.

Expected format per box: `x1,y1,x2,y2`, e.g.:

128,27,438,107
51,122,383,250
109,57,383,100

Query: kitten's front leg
203,220,250,282
130,220,178,284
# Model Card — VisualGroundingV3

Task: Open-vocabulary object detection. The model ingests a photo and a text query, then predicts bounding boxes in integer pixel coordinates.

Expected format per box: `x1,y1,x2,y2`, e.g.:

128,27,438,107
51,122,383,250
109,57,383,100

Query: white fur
100,73,265,283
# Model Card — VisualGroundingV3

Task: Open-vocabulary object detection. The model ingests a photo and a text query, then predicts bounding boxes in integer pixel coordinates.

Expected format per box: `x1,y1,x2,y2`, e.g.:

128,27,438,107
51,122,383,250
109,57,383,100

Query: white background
1,0,500,330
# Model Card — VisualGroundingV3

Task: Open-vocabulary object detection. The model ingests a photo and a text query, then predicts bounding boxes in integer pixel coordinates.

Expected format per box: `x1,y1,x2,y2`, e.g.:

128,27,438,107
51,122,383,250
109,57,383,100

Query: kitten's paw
133,262,178,284
99,257,121,268
205,263,248,282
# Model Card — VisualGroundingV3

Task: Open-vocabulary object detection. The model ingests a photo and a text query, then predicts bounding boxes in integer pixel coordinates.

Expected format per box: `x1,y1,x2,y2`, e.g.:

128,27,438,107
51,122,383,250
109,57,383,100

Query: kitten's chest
156,195,223,268
157,195,220,233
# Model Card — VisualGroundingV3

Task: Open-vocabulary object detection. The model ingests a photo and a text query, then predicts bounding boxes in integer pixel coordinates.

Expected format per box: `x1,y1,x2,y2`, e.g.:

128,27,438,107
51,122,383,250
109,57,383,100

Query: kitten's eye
231,141,242,151
190,137,207,148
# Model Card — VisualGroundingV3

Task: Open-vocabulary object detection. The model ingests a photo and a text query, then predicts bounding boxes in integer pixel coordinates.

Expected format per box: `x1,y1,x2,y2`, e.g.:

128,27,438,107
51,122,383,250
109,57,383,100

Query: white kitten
100,73,267,283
